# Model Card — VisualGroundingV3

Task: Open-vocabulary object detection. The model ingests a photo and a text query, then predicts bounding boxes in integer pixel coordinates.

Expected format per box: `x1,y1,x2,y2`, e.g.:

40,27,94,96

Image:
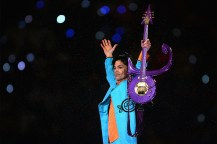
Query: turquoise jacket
98,58,141,144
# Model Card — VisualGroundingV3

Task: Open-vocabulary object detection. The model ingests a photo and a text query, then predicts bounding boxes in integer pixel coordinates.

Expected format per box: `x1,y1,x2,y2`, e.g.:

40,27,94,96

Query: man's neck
116,78,127,85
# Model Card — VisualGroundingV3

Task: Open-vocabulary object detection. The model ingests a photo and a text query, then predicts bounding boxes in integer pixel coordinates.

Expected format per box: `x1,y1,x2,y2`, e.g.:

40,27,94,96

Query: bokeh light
202,74,210,84
117,5,127,14
66,28,75,38
17,61,26,71
36,0,45,9
8,54,16,63
3,63,10,72
98,5,110,16
188,54,197,64
128,3,138,11
197,113,205,123
57,15,66,24
26,53,35,63
112,33,122,43
81,0,90,8
6,84,14,93
95,31,105,40
25,15,33,24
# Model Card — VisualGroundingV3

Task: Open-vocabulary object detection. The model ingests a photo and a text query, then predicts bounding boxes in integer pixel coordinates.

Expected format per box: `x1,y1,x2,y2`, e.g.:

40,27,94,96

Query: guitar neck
140,24,149,78
143,25,149,40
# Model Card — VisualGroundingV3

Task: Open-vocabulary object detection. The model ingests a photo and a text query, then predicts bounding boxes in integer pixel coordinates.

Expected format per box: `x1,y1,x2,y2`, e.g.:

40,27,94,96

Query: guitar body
128,75,156,104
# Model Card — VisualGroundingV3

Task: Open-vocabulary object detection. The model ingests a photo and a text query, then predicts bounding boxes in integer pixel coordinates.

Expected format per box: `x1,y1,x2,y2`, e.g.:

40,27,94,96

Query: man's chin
116,77,125,82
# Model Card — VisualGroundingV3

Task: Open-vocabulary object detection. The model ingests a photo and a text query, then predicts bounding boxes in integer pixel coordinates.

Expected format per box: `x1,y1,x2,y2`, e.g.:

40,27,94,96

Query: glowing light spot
197,114,205,123
95,31,105,40
3,63,10,72
117,5,126,14
100,6,110,15
36,0,45,9
112,33,122,43
97,9,104,16
8,54,16,63
202,74,209,84
25,15,33,23
81,0,90,8
18,61,26,71
57,15,65,24
128,3,138,11
66,28,75,38
6,84,14,93
26,53,35,62
188,54,197,64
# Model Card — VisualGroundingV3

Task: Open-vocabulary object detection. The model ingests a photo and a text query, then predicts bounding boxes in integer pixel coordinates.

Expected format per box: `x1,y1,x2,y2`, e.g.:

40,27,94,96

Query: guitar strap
127,74,144,137
127,96,144,137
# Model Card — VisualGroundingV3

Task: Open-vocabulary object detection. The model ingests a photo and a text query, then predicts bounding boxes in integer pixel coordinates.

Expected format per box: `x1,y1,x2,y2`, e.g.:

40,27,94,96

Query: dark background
0,0,216,144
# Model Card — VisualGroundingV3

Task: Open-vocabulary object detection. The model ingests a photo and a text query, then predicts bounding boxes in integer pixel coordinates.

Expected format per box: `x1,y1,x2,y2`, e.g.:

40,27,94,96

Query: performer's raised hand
100,39,118,57
138,39,151,61
141,39,151,50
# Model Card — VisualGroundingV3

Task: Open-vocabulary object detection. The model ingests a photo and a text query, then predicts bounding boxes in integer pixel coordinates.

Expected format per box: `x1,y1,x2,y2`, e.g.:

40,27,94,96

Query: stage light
36,0,45,9
81,0,90,8
66,28,75,38
98,5,110,16
6,84,14,94
26,53,35,63
57,15,65,24
128,3,138,11
197,113,205,123
95,31,105,40
100,6,110,15
117,5,126,14
8,54,16,63
25,15,33,24
202,75,209,84
112,33,122,43
18,61,26,71
188,54,197,64
3,63,10,72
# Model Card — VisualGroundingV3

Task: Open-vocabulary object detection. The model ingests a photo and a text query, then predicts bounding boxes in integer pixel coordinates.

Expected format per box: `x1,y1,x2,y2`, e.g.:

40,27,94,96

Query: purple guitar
127,5,173,104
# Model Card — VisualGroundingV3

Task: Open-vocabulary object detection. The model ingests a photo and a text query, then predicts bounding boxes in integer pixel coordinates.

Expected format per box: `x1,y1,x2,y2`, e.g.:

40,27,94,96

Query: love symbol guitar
127,5,173,104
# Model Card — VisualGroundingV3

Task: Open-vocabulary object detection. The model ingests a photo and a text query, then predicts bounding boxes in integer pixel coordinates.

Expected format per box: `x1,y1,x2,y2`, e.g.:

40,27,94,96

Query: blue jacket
98,58,141,144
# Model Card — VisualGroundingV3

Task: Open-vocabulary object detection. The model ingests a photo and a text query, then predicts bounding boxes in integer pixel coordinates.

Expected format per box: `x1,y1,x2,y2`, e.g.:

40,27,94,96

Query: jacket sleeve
105,58,116,86
136,60,148,69
135,60,141,69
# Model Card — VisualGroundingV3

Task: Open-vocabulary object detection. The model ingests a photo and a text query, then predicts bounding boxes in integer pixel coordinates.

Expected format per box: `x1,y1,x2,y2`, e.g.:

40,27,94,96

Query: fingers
100,43,105,49
113,44,118,49
102,39,106,46
141,39,151,48
108,40,111,46
101,39,110,47
101,39,118,50
141,39,150,43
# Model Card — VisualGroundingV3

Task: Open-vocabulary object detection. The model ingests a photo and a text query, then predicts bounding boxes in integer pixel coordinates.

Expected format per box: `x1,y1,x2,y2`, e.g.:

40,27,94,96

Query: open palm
100,39,118,57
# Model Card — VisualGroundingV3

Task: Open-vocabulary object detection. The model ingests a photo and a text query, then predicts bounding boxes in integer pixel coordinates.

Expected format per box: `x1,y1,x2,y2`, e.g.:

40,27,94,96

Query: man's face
114,60,128,83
